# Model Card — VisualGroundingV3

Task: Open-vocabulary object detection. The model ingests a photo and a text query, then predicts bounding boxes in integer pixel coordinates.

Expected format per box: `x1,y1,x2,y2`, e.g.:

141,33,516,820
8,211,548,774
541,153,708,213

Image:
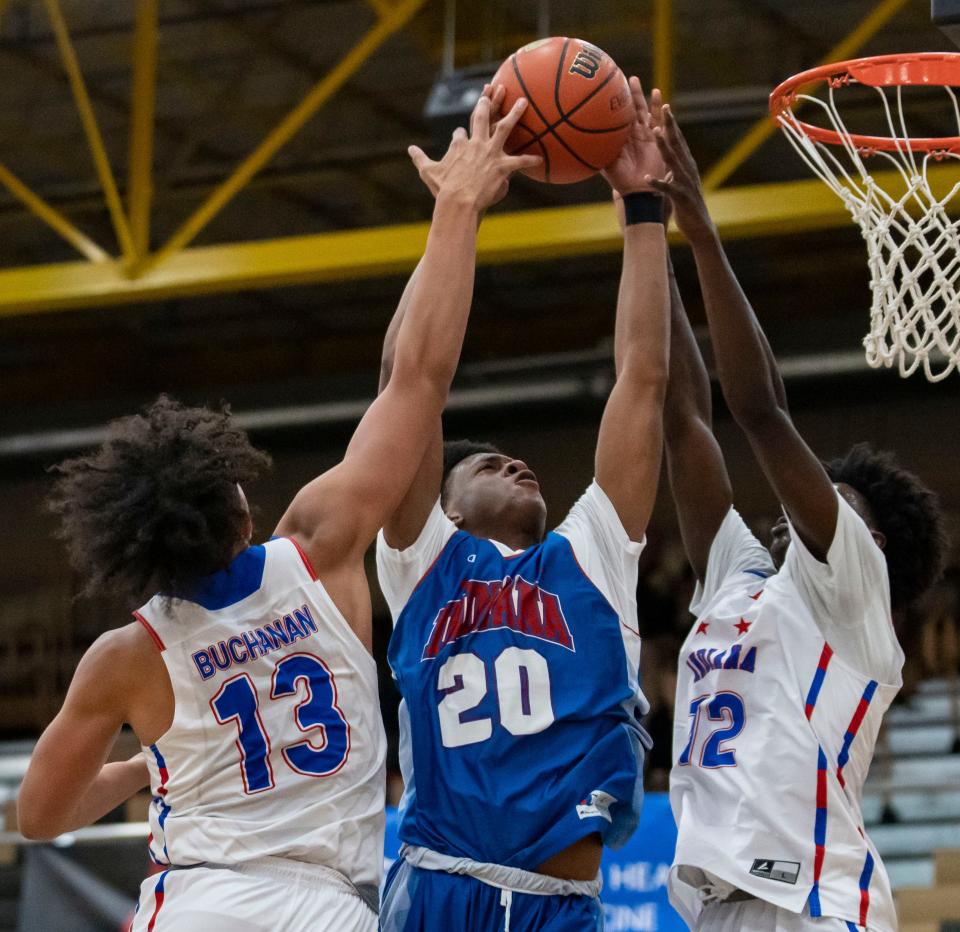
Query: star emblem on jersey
734,618,751,635
696,622,709,635
576,790,616,823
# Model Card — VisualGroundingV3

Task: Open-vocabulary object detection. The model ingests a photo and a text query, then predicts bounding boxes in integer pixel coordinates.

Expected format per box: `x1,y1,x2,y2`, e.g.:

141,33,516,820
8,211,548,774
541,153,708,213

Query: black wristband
622,191,664,225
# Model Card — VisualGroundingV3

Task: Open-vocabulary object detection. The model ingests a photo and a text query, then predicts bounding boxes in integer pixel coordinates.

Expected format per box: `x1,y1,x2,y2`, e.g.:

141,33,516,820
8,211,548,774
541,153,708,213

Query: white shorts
697,898,854,932
131,857,377,932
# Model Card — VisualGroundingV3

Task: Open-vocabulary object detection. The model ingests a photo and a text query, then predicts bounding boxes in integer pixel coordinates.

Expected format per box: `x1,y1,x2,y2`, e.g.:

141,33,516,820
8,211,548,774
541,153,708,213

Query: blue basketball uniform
381,857,604,932
376,481,650,929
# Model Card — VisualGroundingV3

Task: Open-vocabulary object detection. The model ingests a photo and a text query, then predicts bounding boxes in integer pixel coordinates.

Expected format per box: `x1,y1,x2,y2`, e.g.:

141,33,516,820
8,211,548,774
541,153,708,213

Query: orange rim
769,52,960,154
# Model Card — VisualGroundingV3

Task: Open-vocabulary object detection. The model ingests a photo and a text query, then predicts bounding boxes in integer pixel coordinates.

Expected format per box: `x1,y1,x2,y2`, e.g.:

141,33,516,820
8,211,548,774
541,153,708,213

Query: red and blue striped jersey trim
146,869,169,931
836,680,878,788
807,745,829,916
149,744,171,862
857,849,875,926
804,643,833,720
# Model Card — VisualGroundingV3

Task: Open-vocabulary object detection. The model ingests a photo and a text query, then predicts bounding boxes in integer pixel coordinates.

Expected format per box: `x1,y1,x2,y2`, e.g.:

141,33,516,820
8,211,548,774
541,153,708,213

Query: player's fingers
481,83,492,99
649,88,663,128
646,176,677,197
629,76,649,123
493,97,528,143
471,94,491,138
452,126,468,144
505,153,543,172
653,125,676,158
663,104,688,153
493,83,506,110
408,145,431,172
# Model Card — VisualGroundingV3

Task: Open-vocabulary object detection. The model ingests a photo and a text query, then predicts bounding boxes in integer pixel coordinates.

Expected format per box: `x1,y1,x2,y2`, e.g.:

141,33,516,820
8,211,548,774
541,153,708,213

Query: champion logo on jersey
421,575,575,660
749,858,800,884
576,790,616,822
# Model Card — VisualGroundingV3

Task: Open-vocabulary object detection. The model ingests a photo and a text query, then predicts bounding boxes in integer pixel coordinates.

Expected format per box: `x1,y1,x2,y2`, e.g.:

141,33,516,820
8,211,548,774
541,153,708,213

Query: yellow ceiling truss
0,0,930,316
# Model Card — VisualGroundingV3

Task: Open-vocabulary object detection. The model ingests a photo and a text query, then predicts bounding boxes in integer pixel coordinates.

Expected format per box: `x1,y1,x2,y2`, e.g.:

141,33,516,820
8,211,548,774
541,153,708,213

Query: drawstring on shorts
500,888,513,931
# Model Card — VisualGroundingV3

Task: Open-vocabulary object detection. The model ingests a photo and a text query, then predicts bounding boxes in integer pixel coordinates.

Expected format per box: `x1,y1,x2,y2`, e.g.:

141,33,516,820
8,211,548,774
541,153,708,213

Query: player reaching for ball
15,94,540,932
650,103,946,931
375,78,669,931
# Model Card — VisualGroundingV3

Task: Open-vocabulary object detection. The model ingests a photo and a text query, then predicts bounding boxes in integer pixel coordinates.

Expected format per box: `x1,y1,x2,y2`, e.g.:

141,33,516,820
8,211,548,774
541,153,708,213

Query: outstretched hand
602,77,668,195
647,102,716,245
408,88,541,212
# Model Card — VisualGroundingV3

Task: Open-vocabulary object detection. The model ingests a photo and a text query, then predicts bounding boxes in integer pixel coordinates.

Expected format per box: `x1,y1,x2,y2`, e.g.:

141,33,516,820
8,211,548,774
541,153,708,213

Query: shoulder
70,623,163,708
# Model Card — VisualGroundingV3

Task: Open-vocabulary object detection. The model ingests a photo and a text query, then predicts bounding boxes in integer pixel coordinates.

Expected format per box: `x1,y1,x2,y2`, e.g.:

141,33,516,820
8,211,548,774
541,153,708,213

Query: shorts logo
749,859,800,884
576,790,616,823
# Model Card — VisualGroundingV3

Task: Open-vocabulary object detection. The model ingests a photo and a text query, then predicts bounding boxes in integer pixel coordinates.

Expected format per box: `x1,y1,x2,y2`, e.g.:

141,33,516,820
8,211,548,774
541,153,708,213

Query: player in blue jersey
375,80,671,931
16,94,540,931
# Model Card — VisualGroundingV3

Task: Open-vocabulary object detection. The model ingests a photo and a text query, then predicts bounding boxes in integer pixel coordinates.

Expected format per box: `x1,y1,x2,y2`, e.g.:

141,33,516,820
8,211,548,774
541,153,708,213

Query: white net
776,80,960,381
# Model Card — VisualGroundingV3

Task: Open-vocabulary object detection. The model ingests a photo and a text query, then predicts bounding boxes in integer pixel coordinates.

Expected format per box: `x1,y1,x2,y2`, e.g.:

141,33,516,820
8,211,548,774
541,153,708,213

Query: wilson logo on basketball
568,47,602,79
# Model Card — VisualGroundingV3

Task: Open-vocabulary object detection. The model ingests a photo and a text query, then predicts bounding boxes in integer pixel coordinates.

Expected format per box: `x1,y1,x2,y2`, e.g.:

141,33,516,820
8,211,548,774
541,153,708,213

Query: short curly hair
49,395,271,605
824,443,947,610
441,439,502,506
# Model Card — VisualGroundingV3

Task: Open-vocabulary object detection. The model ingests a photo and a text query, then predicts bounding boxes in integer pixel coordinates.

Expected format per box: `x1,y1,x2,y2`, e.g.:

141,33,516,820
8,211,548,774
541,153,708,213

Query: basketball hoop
770,53,960,381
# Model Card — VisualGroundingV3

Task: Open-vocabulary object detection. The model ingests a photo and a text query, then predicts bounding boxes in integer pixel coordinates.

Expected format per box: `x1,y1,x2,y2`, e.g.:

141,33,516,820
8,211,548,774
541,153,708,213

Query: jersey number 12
678,691,745,768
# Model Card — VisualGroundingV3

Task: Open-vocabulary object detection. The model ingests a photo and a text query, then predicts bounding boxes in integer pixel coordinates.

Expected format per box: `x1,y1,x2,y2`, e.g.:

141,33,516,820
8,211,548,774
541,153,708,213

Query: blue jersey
378,482,649,870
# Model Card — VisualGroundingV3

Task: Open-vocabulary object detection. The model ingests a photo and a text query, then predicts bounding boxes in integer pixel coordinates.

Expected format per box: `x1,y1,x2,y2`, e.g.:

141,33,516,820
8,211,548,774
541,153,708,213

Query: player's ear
871,529,887,551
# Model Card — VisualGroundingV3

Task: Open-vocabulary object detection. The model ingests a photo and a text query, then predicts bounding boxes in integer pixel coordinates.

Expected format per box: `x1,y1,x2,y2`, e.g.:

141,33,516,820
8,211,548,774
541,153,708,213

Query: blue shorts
380,858,603,932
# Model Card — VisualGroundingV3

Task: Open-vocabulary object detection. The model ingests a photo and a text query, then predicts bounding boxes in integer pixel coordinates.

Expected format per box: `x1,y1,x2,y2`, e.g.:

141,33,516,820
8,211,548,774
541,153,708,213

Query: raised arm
663,254,734,582
650,104,837,559
377,259,444,549
274,96,540,572
594,79,671,542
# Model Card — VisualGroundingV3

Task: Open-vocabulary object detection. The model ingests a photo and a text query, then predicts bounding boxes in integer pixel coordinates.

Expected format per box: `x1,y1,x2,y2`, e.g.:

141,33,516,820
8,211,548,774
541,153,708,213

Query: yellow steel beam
701,0,910,190
0,162,108,262
653,0,673,102
43,0,135,261
144,0,427,274
363,0,391,18
3,164,954,318
127,0,159,260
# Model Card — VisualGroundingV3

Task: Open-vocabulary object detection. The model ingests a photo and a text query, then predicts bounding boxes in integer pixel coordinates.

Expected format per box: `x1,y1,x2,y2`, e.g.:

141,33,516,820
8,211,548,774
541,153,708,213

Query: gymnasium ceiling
1,0,958,452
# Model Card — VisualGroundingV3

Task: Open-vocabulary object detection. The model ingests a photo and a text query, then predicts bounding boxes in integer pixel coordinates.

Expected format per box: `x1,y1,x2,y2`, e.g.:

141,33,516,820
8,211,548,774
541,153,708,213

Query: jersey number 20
210,652,349,794
437,647,554,747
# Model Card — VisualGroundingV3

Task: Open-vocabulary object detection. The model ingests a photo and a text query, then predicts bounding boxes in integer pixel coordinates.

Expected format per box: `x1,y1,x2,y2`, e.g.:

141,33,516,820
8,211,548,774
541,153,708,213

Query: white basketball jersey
669,498,902,932
133,537,386,890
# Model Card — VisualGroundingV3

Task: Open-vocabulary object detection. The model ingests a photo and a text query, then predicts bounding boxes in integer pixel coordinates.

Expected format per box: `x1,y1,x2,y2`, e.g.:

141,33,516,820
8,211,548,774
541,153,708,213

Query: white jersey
133,536,386,891
669,494,902,932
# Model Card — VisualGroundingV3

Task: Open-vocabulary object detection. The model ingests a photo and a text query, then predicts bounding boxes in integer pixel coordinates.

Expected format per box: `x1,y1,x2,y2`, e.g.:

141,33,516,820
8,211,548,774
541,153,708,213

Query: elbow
16,806,58,842
726,394,787,433
387,362,450,411
718,377,783,428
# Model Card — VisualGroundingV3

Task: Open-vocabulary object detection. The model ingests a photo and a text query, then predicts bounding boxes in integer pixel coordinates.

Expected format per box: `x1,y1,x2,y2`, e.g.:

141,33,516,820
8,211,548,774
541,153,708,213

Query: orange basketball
491,37,635,184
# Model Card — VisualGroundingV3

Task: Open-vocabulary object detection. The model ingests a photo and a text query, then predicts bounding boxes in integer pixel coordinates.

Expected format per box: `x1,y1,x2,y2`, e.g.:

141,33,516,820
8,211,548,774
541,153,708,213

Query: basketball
491,37,635,184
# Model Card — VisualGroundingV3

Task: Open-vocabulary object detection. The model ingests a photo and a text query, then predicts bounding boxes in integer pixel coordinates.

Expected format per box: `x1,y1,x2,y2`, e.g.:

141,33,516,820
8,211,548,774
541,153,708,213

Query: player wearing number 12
16,93,540,932
651,103,947,931
376,80,670,931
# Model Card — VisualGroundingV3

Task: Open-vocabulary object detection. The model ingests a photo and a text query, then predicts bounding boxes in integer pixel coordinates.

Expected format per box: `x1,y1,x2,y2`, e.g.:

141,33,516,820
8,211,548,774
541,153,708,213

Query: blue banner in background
384,792,685,931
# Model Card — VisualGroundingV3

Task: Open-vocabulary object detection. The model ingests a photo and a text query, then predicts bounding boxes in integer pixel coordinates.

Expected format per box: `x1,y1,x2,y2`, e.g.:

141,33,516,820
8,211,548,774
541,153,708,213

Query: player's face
769,482,882,569
444,452,547,541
